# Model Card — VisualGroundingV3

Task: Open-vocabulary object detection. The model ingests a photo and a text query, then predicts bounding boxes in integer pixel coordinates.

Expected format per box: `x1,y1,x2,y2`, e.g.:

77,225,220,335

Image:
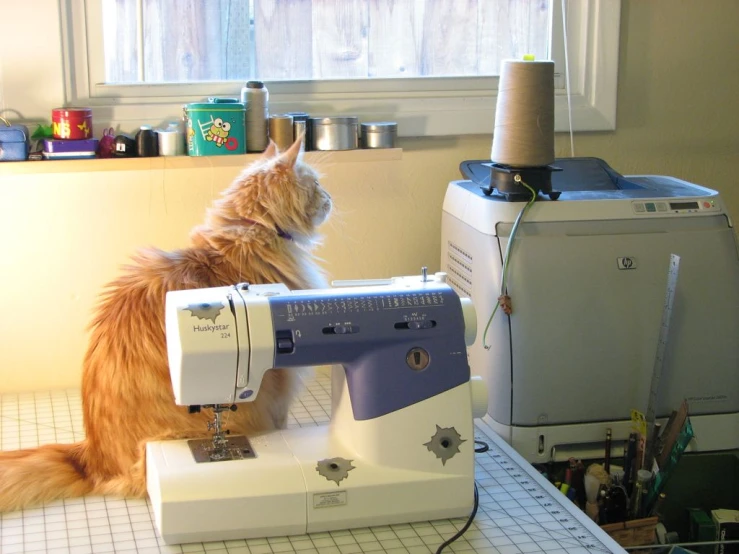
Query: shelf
0,148,403,176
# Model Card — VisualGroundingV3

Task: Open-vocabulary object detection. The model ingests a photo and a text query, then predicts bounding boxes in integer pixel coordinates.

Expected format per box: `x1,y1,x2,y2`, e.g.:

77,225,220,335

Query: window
101,1,550,83
62,0,620,136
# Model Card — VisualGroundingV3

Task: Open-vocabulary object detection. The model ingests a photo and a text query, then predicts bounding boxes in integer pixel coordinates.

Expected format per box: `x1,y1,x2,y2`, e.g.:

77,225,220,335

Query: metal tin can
293,120,307,152
184,102,246,156
360,122,397,149
309,116,358,151
286,112,311,150
52,108,93,140
268,114,294,151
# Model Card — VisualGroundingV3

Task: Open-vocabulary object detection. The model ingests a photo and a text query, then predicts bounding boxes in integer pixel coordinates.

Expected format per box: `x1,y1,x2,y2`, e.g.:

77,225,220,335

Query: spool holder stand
483,163,562,201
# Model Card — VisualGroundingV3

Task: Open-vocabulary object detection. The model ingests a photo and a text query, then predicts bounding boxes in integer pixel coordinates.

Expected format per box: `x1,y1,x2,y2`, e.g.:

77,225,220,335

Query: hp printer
441,157,739,462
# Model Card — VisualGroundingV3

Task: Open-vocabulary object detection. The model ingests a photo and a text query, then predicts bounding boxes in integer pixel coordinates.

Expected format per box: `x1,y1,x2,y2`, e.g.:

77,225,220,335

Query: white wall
0,144,493,392
1,0,738,392
0,1,65,122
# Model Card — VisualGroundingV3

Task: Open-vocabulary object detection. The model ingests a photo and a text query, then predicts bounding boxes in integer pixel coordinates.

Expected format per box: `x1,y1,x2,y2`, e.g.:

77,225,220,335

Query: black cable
433,440,490,552
435,481,479,554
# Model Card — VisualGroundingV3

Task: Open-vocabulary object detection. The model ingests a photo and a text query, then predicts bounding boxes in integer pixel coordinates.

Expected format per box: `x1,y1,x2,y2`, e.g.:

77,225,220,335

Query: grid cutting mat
1,369,625,554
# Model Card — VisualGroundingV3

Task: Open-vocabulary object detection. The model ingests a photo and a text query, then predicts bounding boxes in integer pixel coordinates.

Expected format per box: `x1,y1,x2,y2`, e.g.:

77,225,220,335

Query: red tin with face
52,108,93,140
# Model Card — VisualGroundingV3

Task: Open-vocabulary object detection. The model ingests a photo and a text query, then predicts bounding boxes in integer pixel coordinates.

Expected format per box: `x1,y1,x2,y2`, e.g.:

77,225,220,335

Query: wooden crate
601,516,659,548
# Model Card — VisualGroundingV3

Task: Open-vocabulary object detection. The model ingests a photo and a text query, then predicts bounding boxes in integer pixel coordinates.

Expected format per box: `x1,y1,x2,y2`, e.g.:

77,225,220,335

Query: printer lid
459,157,716,201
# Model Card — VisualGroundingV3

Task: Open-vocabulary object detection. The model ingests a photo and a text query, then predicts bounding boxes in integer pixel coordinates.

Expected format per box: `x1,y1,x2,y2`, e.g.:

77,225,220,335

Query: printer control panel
632,198,720,215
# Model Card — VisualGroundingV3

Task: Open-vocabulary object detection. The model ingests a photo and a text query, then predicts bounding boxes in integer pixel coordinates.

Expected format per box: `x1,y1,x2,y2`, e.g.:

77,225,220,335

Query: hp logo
617,257,637,270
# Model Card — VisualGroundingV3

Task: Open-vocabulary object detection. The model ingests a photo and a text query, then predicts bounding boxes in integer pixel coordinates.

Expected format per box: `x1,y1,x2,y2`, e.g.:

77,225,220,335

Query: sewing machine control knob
395,320,436,330
406,347,430,371
322,325,358,335
470,376,488,419
460,297,477,346
275,330,294,354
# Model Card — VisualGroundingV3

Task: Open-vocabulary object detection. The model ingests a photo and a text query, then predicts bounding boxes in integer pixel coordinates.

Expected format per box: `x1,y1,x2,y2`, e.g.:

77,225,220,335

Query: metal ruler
643,253,681,469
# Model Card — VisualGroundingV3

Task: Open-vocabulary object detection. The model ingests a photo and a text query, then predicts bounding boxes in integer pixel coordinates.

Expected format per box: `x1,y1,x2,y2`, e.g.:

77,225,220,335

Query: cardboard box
711,509,739,554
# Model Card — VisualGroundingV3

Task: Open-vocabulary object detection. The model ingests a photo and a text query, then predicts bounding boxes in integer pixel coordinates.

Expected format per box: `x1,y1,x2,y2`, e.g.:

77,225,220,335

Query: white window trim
61,0,620,138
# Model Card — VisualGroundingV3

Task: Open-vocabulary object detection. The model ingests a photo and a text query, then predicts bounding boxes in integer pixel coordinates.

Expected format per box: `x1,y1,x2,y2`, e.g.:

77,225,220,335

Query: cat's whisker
322,204,349,236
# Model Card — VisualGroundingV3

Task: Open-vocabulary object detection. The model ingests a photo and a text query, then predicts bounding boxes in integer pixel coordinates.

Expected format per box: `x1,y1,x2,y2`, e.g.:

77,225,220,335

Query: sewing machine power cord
434,439,489,553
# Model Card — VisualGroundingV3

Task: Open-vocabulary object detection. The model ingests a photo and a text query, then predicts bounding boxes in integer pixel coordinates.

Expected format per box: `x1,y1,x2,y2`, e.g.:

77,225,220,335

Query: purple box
43,138,99,159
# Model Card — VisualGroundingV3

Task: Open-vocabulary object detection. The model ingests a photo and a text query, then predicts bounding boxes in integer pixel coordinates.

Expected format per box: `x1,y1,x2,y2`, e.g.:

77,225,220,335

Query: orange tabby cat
0,135,332,512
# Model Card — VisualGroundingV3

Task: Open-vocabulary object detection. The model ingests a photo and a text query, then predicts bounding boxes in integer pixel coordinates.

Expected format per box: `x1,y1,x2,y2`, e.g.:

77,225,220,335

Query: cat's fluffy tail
0,442,94,512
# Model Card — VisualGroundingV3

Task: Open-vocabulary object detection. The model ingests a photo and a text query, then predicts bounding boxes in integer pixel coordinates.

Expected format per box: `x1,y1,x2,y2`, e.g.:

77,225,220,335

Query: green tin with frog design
184,102,246,156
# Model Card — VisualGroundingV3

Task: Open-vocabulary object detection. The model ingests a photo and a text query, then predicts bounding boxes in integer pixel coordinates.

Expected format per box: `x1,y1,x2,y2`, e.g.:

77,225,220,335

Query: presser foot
187,435,256,464
188,403,250,463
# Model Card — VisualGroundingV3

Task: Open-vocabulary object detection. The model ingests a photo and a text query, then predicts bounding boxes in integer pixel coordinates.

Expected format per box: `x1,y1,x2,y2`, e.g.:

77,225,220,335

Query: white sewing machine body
147,274,484,544
441,158,739,462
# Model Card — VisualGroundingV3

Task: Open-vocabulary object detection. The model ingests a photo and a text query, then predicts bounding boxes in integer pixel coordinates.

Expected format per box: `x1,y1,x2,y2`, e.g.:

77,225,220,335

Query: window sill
0,148,403,176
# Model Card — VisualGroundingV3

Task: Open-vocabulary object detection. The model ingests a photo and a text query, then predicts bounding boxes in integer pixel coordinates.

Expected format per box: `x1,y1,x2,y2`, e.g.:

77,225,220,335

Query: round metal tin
52,108,93,140
309,116,359,151
360,121,397,149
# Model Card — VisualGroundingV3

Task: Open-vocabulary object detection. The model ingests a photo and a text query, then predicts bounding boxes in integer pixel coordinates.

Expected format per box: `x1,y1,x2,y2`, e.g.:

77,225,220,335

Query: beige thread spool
268,114,294,151
242,81,269,152
491,59,555,167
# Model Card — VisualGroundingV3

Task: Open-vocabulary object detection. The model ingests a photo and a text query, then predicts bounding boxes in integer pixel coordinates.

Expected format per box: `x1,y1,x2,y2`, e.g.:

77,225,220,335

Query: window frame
61,0,620,137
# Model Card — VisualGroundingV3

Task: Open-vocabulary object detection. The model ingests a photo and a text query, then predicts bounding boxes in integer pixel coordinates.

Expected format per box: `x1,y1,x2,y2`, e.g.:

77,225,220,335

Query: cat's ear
282,132,304,167
261,140,278,159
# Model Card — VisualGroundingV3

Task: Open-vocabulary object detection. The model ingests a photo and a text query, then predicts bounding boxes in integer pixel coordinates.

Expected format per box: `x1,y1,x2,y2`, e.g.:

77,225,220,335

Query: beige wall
1,0,737,392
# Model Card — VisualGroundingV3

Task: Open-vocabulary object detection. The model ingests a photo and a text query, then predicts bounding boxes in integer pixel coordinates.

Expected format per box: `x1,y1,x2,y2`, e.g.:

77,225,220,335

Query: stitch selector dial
406,347,430,371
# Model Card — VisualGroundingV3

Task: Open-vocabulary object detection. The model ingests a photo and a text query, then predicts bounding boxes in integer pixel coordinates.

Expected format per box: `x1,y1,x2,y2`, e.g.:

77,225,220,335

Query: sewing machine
146,271,487,544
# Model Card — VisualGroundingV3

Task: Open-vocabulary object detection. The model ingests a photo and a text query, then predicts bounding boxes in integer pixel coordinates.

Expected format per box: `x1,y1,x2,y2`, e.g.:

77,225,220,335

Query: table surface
0,369,626,554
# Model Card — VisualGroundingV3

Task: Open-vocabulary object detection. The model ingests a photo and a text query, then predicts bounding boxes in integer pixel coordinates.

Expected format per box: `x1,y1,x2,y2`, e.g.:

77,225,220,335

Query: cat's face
290,152,333,230
220,136,332,245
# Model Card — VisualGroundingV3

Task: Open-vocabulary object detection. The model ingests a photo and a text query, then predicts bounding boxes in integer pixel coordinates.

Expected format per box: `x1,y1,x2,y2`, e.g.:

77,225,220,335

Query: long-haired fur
0,136,332,512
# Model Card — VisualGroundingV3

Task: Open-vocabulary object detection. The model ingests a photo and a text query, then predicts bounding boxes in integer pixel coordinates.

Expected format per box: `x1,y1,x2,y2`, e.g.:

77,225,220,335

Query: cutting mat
1,369,626,554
